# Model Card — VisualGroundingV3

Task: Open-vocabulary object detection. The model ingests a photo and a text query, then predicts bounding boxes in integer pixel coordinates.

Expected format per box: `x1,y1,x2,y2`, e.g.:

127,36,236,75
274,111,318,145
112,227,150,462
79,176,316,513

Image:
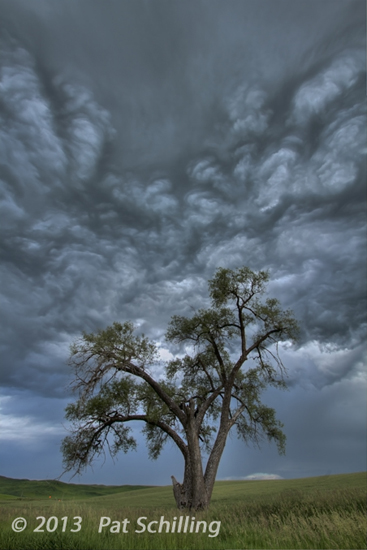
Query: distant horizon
1,470,365,487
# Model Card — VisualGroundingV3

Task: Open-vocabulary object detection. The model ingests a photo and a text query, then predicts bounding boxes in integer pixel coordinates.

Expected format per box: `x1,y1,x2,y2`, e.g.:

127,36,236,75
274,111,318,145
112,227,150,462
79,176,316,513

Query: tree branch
195,384,224,428
106,358,187,426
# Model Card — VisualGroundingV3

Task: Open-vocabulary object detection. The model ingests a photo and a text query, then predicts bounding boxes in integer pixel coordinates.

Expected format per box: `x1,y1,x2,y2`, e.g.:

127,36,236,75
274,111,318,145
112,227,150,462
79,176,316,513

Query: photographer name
99,515,221,537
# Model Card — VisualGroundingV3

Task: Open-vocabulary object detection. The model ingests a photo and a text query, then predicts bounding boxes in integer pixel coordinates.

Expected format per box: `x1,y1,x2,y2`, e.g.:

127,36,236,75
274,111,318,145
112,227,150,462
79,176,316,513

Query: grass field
0,472,365,549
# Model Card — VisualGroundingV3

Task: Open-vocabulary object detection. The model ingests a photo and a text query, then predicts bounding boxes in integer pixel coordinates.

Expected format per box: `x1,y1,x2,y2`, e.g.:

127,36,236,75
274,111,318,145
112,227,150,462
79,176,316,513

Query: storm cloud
0,0,365,484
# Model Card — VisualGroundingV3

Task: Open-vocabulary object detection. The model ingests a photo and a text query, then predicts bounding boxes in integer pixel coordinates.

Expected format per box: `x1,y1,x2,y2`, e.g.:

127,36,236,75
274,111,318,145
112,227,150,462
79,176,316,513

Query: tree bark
171,461,209,510
204,426,228,503
171,419,209,510
171,476,188,509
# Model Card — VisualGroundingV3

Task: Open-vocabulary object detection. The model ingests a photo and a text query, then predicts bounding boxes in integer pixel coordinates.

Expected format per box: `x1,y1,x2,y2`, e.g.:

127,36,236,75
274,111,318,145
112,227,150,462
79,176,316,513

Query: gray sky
0,0,366,486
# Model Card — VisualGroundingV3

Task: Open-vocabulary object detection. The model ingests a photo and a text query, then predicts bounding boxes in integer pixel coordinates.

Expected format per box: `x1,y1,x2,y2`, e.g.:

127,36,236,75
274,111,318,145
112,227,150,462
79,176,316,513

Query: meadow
0,472,365,549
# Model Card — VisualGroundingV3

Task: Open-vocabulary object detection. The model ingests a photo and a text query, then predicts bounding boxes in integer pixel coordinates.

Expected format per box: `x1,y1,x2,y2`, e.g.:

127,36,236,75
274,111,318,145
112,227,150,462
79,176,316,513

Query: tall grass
0,475,365,549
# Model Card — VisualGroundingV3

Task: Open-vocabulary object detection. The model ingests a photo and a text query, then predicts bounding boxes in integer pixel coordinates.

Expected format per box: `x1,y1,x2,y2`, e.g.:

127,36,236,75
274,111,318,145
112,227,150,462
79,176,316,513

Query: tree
62,266,299,510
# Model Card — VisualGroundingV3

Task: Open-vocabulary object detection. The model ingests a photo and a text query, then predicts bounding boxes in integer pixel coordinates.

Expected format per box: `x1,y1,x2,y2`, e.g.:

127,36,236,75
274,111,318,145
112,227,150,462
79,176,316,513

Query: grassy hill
0,472,365,549
0,471,365,506
0,475,150,500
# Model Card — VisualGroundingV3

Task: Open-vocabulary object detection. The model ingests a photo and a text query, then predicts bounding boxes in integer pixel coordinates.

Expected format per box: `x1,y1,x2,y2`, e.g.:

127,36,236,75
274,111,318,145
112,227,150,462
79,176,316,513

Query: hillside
0,471,365,505
0,472,365,549
0,475,150,500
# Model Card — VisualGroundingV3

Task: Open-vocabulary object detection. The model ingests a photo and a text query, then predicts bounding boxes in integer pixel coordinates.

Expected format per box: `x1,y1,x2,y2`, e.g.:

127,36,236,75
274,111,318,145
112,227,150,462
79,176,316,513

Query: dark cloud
0,0,365,483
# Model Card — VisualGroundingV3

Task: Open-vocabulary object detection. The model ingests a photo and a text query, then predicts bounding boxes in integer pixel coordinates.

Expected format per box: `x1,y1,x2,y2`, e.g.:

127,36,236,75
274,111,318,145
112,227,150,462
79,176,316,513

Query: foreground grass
0,473,365,549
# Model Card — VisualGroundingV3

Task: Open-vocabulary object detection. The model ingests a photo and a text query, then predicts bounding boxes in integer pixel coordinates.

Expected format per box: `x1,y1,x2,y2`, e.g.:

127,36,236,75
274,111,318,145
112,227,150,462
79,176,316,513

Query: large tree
62,267,298,510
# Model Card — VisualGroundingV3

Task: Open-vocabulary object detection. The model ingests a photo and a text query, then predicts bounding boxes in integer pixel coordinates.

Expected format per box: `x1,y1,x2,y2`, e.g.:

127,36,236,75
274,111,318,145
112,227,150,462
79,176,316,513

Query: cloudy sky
0,0,366,486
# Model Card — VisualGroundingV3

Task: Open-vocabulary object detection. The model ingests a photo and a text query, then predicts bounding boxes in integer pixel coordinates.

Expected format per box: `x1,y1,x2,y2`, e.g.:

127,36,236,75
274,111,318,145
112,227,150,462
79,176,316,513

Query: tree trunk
171,461,209,510
171,421,209,510
204,426,228,503
171,475,189,509
171,404,231,511
203,384,233,503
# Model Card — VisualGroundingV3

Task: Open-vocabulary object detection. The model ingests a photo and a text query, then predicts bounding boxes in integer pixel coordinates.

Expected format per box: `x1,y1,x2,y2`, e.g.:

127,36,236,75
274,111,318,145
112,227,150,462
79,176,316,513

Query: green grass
0,475,150,500
0,472,365,549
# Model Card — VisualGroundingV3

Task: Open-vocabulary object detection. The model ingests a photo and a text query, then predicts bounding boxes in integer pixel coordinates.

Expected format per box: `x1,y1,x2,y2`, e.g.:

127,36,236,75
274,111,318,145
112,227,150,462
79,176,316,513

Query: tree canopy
62,266,299,509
